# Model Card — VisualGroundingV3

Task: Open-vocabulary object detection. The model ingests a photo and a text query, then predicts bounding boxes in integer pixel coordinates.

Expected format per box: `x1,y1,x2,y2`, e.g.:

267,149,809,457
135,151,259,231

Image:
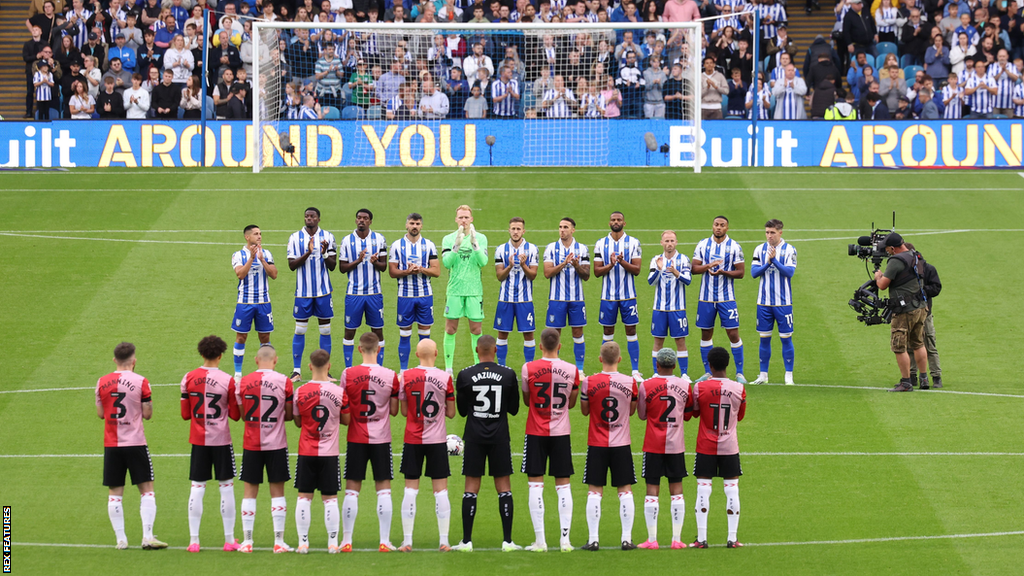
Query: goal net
252,21,711,171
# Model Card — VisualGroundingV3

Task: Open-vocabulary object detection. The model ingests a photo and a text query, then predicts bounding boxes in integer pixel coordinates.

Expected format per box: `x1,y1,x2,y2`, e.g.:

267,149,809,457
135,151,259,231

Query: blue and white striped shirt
775,81,804,119
875,7,898,34
693,235,744,302
287,227,336,298
751,241,797,306
491,78,519,117
942,84,963,118
758,3,785,39
495,240,538,303
747,85,771,119
1014,84,1024,118
232,247,275,304
33,71,52,101
108,8,126,41
965,72,994,114
340,230,388,296
594,233,642,301
543,88,575,118
69,8,92,48
544,239,589,302
389,235,438,298
987,63,1015,110
647,252,691,312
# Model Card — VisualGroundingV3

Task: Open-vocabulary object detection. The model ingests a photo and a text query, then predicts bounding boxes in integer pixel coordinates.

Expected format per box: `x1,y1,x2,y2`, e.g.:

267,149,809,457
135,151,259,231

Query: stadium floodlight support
251,20,704,172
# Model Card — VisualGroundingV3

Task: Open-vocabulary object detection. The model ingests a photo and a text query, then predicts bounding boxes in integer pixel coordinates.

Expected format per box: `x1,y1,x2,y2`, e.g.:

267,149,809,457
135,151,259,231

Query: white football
446,434,465,456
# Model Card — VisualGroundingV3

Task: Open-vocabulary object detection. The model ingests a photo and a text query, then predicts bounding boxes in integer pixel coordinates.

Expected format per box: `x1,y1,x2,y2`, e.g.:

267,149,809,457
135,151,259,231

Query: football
446,434,465,456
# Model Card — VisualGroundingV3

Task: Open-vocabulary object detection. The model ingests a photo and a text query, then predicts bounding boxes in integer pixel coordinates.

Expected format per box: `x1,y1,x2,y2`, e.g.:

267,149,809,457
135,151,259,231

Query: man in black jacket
224,83,248,119
807,51,840,92
899,8,931,66
209,30,242,89
151,69,179,118
23,26,50,117
843,0,877,57
285,28,318,84
60,58,87,118
904,243,942,389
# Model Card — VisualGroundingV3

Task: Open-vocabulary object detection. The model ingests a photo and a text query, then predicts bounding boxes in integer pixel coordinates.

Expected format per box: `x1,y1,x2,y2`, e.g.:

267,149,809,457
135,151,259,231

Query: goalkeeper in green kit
441,205,489,373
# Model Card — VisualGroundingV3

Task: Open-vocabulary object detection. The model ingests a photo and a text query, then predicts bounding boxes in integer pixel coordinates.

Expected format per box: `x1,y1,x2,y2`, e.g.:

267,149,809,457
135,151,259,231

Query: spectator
576,77,601,117
855,66,876,102
941,71,964,118
989,50,1018,117
977,36,997,66
121,13,143,51
445,66,470,113
843,0,878,57
747,72,772,119
28,0,66,18
807,51,841,94
905,69,925,102
824,88,859,119
314,43,345,109
102,57,132,93
123,72,149,118
938,4,961,45
810,75,837,118
541,74,577,118
348,59,374,108
106,33,133,73
803,34,842,80
879,65,907,111
874,0,898,44
723,67,747,118
164,34,194,92
151,69,179,118
964,59,996,118
213,68,234,118
387,82,419,120
26,1,58,45
180,74,202,119
419,77,451,118
900,9,930,65
82,55,101,98
286,28,318,86
643,55,667,118
296,93,321,120
464,84,487,118
225,83,249,119
68,79,94,118
615,31,642,64
33,60,56,120
55,35,81,75
662,63,688,120
766,24,798,72
138,29,164,76
617,50,645,118
463,42,494,81
924,35,950,81
154,14,182,49
846,51,869,96
949,32,976,75
23,27,50,118
376,60,406,103
863,90,890,119
487,65,517,118
772,62,807,119
60,58,87,118
697,55,727,120
892,96,911,119
769,53,800,88
472,67,492,110
140,0,162,29
913,87,940,118
96,75,126,117
601,74,622,118
1013,79,1024,118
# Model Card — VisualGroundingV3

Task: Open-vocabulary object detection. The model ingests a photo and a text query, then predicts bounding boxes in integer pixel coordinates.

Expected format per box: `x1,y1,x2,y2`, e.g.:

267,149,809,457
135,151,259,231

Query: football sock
651,350,659,373
377,489,393,544
626,335,640,372
435,490,451,547
528,482,545,544
443,332,456,371
731,340,744,374
419,329,431,342
555,484,573,544
341,490,358,546
695,480,712,542
602,334,614,344
140,492,156,541
677,351,689,377
643,496,658,542
233,343,245,375
781,335,795,372
470,333,481,364
586,492,601,544
377,341,386,365
398,330,412,370
700,340,713,374
241,498,256,542
670,494,685,542
496,338,509,366
759,336,772,373
462,492,477,543
271,496,287,545
724,480,740,542
188,482,206,544
498,491,514,543
343,339,355,368
219,481,236,542
107,495,126,543
292,323,307,372
618,491,634,543
318,323,332,356
295,497,312,546
573,337,586,371
401,488,418,547
524,339,536,362
324,498,340,548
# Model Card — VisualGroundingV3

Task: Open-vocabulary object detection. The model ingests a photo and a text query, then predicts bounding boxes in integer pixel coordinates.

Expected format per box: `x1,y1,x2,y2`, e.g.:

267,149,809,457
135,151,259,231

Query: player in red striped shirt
690,347,746,549
636,348,693,550
339,332,400,552
96,342,166,550
180,335,242,553
397,339,456,552
579,342,639,551
236,344,295,553
293,349,350,554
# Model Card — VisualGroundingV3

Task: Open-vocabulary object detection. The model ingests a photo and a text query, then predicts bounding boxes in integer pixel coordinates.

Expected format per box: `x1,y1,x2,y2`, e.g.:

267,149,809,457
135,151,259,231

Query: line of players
231,207,798,388
95,330,746,552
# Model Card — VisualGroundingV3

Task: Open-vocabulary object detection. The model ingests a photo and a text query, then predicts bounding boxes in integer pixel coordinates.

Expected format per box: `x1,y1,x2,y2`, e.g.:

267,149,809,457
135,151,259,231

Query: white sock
760,371,769,380
241,498,256,542
296,497,312,546
695,480,712,542
643,496,658,542
528,482,545,544
140,492,156,541
188,482,206,544
325,498,340,548
724,480,740,542
377,489,393,544
555,484,573,544
670,494,685,542
219,481,236,543
435,490,451,547
402,488,418,547
271,496,287,545
108,495,126,543
586,492,601,544
342,490,358,546
618,492,634,543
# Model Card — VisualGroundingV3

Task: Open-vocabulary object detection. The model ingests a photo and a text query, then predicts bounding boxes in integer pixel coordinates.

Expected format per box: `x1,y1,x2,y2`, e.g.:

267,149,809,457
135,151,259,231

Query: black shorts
582,445,636,487
239,447,291,484
462,440,513,478
642,451,688,484
344,442,394,482
693,453,743,478
400,443,450,480
520,434,574,478
189,444,237,482
103,445,154,487
294,455,341,495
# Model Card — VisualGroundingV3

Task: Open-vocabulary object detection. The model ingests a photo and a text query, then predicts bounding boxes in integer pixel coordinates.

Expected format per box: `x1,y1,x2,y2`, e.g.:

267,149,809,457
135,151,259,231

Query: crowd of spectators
18,0,1024,120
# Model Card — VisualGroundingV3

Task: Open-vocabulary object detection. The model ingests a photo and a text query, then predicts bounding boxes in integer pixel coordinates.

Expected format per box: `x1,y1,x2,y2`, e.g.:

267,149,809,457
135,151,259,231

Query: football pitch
1,167,1022,575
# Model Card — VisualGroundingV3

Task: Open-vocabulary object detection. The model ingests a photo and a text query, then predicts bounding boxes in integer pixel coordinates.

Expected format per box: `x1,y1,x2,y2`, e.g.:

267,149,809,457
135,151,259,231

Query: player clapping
441,205,489,373
337,209,389,368
647,231,692,378
593,212,644,381
494,217,540,366
287,207,338,382
750,219,797,386
231,225,277,380
542,217,591,371
692,216,746,384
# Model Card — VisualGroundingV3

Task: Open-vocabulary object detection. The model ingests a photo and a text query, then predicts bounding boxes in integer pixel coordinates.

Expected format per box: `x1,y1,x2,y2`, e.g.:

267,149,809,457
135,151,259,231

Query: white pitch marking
4,187,1024,193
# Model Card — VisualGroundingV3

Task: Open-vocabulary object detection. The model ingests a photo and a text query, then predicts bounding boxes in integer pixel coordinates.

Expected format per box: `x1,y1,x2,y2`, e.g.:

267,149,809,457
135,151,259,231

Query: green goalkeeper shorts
444,295,485,322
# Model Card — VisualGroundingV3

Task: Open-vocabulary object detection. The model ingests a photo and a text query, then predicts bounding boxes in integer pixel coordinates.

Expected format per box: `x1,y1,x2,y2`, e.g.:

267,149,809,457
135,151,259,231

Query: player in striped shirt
180,336,242,552
492,65,520,118
494,217,539,367
97,342,167,550
389,213,441,372
750,220,797,386
580,342,639,551
441,205,489,373
231,225,278,380
594,211,644,381
636,349,694,550
690,347,746,549
338,209,388,368
339,332,401,552
292,349,350,554
237,344,295,553
287,207,337,382
397,339,456,552
692,216,747,384
648,230,692,378
543,217,591,371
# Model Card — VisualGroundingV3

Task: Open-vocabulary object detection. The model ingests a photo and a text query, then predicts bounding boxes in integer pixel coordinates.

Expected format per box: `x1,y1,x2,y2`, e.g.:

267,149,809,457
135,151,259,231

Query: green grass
1,167,1023,575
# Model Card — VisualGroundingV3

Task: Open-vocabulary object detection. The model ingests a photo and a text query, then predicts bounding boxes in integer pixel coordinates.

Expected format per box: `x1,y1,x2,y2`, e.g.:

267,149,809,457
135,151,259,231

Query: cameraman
905,243,942,389
873,233,930,392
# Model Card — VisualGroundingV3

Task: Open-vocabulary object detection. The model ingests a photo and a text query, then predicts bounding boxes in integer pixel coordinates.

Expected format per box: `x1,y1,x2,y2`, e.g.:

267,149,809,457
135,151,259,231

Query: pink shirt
294,381,349,457
637,376,693,454
522,357,579,437
692,378,746,455
663,0,701,22
601,89,620,117
238,369,294,451
581,372,638,448
342,364,400,444
400,366,454,445
96,370,151,447
180,366,238,447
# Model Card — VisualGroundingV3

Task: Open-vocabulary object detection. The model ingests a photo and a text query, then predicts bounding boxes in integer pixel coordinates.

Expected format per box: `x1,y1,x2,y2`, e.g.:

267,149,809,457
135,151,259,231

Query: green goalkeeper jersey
441,229,489,297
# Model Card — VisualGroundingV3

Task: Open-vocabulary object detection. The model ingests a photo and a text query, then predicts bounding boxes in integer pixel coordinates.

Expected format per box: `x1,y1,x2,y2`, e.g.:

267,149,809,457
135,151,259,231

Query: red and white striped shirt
581,372,638,448
522,357,579,437
399,366,454,445
238,369,294,451
180,366,239,446
294,381,349,457
637,376,693,454
341,364,400,444
692,378,746,455
96,371,152,447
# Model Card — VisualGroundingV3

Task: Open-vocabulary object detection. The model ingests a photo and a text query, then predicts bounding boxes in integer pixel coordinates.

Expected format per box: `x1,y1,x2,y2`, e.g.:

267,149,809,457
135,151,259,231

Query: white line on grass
2,228,1010,234
4,187,1024,193
3,451,1022,458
